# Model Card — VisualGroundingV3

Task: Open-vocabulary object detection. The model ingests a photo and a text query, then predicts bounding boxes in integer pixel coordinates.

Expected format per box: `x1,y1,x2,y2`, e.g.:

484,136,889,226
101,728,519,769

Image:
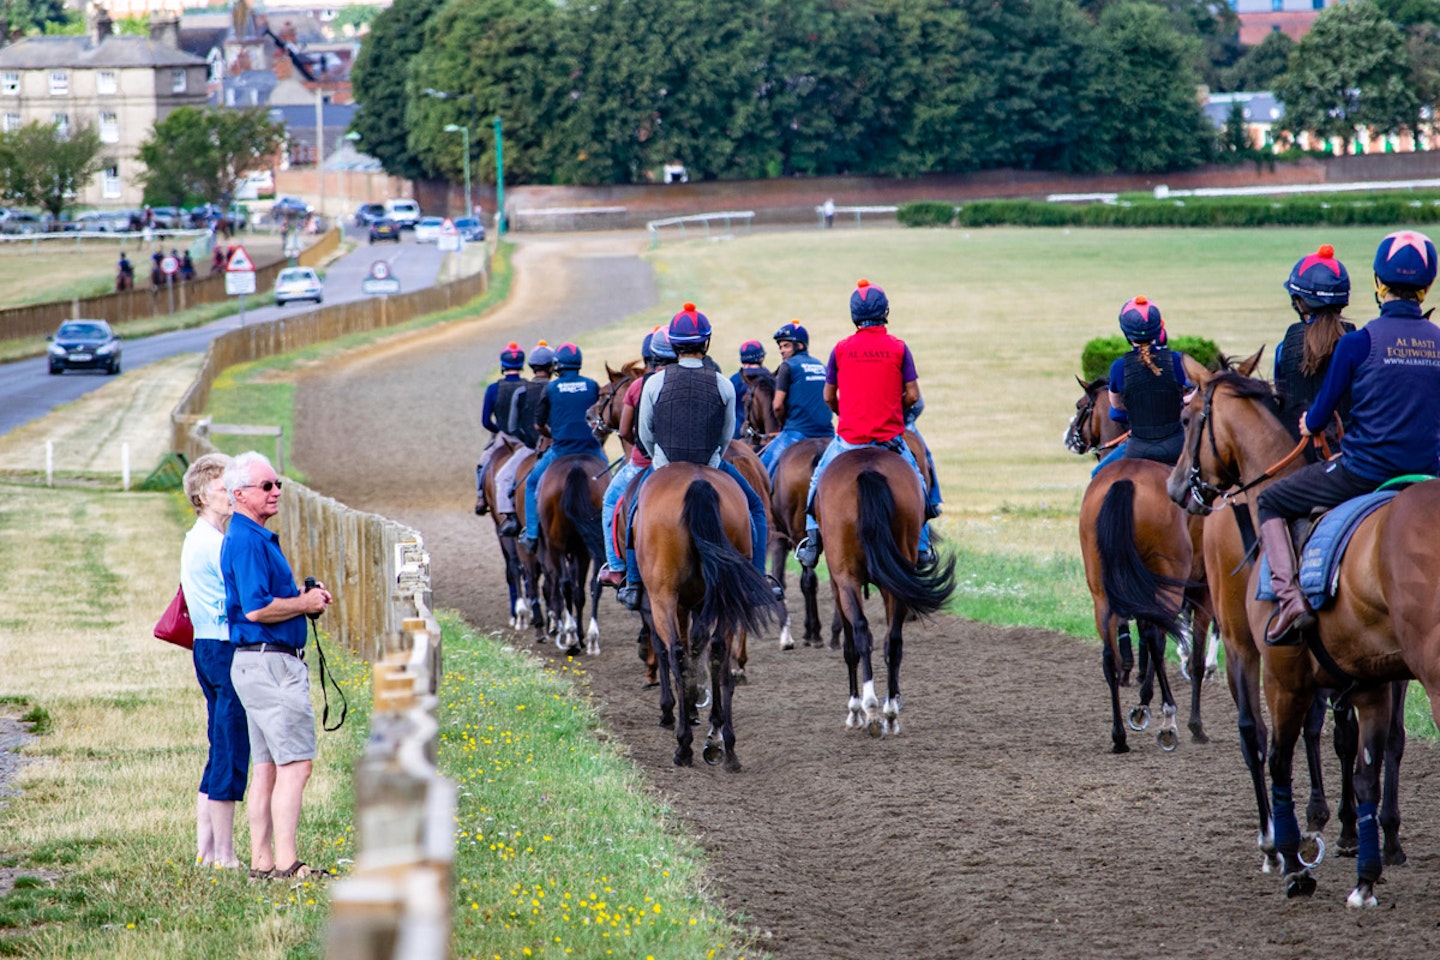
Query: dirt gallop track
295,237,1440,960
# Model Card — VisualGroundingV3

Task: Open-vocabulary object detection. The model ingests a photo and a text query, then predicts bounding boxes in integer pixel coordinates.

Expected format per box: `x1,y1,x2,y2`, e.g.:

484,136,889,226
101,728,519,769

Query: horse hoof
1346,884,1378,909
1299,834,1326,869
702,743,723,766
1157,728,1178,752
1384,847,1408,867
1127,705,1151,732
725,756,742,774
674,750,693,768
1336,831,1358,858
1119,669,1132,687
1188,722,1208,744
866,717,884,739
659,716,675,729
642,680,660,690
1283,870,1316,898
732,670,748,686
1111,740,1130,755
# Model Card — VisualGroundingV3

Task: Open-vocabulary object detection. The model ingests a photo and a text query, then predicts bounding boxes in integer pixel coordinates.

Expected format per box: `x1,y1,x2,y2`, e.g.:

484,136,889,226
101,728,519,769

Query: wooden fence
0,227,341,342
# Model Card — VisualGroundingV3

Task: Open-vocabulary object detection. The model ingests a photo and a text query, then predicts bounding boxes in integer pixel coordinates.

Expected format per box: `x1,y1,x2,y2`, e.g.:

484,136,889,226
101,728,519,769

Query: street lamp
443,123,471,220
341,130,360,229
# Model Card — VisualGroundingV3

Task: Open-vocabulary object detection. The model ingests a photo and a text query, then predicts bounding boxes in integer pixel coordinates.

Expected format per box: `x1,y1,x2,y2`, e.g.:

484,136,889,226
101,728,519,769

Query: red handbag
154,584,194,650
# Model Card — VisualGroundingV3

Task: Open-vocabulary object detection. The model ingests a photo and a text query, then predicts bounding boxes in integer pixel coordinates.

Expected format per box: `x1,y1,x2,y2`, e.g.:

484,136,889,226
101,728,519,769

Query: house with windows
0,11,208,207
1232,0,1342,45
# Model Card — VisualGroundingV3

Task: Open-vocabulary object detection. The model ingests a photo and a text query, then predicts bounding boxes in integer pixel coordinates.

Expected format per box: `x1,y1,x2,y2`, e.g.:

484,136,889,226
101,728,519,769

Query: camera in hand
303,577,321,620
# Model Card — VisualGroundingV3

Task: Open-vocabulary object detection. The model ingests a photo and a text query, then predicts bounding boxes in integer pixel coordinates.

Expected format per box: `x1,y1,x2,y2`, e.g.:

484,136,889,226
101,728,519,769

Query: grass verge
438,614,759,960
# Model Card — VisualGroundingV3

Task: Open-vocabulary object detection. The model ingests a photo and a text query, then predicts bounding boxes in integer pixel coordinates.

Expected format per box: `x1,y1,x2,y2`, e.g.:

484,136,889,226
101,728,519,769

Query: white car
274,266,324,306
383,198,421,228
413,216,444,243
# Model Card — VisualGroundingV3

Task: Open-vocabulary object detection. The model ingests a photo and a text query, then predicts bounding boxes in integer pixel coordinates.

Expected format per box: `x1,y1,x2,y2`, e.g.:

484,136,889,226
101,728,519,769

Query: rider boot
598,563,624,588
1260,517,1315,645
498,513,519,537
616,549,642,611
475,492,488,516
795,519,822,569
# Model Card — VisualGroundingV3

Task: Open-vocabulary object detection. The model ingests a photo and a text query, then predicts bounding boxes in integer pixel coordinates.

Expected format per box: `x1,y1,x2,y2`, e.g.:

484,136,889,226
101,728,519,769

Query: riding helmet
554,343,583,369
650,326,677,362
499,341,526,370
668,302,712,346
641,332,655,362
1373,230,1438,289
1118,295,1164,343
1284,244,1350,310
739,340,765,364
773,321,809,348
529,340,556,369
850,278,889,325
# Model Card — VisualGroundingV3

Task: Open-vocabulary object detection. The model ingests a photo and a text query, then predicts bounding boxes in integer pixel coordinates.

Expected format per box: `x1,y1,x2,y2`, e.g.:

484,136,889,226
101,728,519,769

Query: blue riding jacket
538,371,604,456
779,352,833,437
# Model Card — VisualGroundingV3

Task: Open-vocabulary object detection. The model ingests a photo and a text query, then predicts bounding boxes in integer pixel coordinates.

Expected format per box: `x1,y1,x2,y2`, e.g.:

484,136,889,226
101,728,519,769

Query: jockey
731,339,767,438
475,342,527,515
618,303,776,610
758,321,834,476
1276,244,1355,450
495,342,554,536
1105,296,1190,467
1256,230,1440,642
598,331,665,588
520,343,604,552
795,280,935,569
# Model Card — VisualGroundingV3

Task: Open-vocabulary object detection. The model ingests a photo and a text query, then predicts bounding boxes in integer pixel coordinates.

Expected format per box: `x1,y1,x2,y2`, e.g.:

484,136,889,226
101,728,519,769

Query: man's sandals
249,861,334,881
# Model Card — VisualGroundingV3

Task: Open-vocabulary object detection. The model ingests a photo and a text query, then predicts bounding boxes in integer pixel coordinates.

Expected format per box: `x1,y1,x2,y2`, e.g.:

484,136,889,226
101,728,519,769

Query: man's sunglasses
241,480,283,492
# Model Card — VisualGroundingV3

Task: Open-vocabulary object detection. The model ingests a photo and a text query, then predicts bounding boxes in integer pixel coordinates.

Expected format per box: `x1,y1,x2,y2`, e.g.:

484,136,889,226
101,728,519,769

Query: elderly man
221,451,332,881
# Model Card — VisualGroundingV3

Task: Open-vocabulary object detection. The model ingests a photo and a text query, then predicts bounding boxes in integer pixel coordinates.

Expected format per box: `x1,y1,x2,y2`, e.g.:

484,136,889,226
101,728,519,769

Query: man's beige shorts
230,648,317,765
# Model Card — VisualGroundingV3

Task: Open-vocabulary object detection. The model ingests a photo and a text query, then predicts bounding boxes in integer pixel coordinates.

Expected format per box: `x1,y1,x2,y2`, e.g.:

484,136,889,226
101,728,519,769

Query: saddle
1256,490,1399,609
617,469,648,554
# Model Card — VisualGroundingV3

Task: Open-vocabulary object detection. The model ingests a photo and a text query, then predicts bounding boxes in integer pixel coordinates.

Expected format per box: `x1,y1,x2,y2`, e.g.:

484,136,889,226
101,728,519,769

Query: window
102,165,122,200
2,113,19,133
171,69,186,93
1313,0,1325,8
1,73,17,96
52,112,69,137
49,71,68,96
99,111,118,143
97,70,117,95
1271,0,1283,11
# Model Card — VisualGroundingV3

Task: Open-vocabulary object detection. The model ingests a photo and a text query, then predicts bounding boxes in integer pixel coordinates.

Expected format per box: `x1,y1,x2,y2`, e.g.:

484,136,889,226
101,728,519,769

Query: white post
121,442,130,491
45,440,53,487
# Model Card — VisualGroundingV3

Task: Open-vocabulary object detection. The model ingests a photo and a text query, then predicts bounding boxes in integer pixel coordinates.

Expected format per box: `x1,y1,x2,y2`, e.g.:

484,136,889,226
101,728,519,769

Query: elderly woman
180,452,247,869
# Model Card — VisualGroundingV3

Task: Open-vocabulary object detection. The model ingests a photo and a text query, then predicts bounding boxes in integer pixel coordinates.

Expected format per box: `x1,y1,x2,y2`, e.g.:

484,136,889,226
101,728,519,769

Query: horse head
1064,375,1116,455
741,367,781,447
589,359,643,440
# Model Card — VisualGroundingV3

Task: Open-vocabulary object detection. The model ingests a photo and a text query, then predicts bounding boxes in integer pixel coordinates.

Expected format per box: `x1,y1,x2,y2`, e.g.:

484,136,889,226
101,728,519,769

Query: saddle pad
1256,490,1398,609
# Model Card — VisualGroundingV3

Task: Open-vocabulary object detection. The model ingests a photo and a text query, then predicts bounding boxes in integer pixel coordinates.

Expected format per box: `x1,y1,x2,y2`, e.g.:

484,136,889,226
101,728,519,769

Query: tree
1218,30,1294,93
350,0,446,180
1219,101,1250,154
0,0,66,38
1274,3,1418,153
136,107,286,208
0,121,103,218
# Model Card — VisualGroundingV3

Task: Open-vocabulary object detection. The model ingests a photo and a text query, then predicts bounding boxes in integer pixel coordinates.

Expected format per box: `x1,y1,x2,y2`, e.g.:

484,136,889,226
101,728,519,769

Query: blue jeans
1091,440,1128,477
602,460,644,571
907,423,944,512
194,639,249,802
625,460,769,584
759,429,822,478
523,448,559,542
805,436,931,555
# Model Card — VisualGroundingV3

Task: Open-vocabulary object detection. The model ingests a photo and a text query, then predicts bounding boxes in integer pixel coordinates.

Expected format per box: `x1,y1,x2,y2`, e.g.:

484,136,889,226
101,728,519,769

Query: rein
1186,380,1314,512
588,374,635,438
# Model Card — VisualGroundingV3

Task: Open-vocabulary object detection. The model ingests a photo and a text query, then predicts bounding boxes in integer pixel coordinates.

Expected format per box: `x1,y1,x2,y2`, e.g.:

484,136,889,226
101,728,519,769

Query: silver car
273,266,324,306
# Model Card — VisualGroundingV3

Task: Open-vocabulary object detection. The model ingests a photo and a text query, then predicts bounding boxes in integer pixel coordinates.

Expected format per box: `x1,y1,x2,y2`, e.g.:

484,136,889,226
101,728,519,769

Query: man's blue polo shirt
221,512,307,649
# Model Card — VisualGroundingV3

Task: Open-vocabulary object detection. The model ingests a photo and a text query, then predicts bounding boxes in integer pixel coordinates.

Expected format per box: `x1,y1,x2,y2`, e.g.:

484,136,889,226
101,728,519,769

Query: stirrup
498,514,519,536
795,535,820,568
766,574,785,602
616,584,642,611
1263,606,1314,647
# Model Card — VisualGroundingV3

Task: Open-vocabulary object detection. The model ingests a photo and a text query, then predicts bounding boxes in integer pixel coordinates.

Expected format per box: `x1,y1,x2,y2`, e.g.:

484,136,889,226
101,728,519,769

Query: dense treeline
352,0,1233,186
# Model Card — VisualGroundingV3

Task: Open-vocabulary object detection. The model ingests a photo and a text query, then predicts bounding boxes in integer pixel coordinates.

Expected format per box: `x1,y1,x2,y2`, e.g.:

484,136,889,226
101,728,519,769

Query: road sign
160,255,179,275
369,260,392,281
438,217,460,252
363,277,402,296
225,271,256,295
225,245,255,272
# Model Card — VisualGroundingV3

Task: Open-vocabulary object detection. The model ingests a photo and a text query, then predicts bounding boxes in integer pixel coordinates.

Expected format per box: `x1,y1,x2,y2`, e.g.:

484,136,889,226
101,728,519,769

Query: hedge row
1080,335,1221,382
899,195,1440,229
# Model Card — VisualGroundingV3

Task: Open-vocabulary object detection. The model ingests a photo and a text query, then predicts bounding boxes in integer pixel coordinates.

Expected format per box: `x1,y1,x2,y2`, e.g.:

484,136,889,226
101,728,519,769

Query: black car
355,203,385,227
368,218,401,243
48,319,122,375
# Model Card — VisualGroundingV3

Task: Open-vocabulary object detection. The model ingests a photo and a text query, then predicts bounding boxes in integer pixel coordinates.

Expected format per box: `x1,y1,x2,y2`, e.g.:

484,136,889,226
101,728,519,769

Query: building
1204,90,1433,155
0,12,208,207
1232,0,1343,45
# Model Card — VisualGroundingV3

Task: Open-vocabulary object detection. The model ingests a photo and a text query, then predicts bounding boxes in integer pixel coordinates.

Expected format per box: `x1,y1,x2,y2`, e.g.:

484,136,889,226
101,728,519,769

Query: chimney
149,15,180,49
88,7,113,47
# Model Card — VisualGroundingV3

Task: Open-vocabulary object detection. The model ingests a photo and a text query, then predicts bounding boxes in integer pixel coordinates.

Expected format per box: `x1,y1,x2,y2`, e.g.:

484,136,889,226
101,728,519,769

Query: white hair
223,450,273,504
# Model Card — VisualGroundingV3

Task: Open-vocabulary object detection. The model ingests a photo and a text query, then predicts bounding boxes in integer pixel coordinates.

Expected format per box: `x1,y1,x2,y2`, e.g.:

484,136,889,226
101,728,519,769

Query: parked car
274,266,324,306
0,211,41,235
75,211,130,233
47,319,122,375
41,213,80,233
355,203,385,227
368,218,401,244
272,196,312,219
453,216,486,242
150,206,185,229
383,198,421,229
413,216,444,243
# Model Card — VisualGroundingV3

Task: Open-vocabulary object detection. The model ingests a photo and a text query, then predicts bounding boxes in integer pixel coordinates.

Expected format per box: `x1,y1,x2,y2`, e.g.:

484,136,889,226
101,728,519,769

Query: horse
740,367,782,452
482,442,529,629
1166,365,1431,906
633,463,781,769
534,453,608,656
510,451,547,638
767,437,833,650
813,447,956,736
1064,374,1127,456
589,361,643,452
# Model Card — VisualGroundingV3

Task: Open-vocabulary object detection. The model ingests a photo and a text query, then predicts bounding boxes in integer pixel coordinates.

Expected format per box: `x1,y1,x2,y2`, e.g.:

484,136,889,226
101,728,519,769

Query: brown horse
740,367,782,451
534,453,608,656
589,361,643,452
813,447,956,736
633,463,780,768
482,442,530,629
1167,366,1432,905
1064,374,1127,456
510,451,545,637
767,437,833,649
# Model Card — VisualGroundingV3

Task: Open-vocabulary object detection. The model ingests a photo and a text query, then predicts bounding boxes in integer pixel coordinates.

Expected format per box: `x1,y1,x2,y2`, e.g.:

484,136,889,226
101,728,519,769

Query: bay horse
633,463,781,769
813,447,956,736
510,451,545,637
534,453,608,656
482,442,529,629
740,367,782,451
767,437,833,650
1168,366,1429,905
589,361,643,452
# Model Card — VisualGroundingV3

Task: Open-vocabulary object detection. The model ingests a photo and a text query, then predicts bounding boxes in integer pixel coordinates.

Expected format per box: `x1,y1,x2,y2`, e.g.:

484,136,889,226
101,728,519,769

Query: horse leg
834,583,864,729
669,637,693,766
1185,598,1210,743
1140,621,1179,752
703,633,741,772
1128,630,1156,734
773,536,795,651
1230,652,1278,872
731,628,749,685
1117,621,1134,686
882,595,905,736
1381,679,1408,867
637,621,659,688
586,559,602,656
1347,687,1393,908
1101,630,1128,754
1267,679,1317,897
801,565,824,648
1327,696,1356,854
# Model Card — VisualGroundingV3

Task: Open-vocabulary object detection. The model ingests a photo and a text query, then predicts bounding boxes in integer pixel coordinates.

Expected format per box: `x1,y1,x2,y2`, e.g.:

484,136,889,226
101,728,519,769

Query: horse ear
1235,346,1265,378
606,363,621,382
1181,353,1211,388
1076,374,1092,391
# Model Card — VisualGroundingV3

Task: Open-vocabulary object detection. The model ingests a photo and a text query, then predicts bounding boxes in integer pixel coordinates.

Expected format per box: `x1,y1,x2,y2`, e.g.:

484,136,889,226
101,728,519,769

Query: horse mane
619,359,645,380
746,367,776,392
1210,369,1274,403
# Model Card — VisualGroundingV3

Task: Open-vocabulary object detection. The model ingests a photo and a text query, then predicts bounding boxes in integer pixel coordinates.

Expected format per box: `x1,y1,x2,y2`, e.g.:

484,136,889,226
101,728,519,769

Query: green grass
438,614,759,960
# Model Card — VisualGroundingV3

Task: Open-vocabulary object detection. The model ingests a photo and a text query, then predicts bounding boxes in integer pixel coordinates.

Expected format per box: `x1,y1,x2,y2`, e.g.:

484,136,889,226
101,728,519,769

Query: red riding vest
831,325,909,444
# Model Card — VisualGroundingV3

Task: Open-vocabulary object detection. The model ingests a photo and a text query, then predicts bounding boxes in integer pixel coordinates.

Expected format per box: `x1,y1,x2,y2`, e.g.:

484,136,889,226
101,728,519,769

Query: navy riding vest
1341,307,1440,480
1121,349,1183,442
509,380,547,448
546,373,602,454
1277,320,1353,439
494,376,525,433
653,364,726,465
781,353,834,437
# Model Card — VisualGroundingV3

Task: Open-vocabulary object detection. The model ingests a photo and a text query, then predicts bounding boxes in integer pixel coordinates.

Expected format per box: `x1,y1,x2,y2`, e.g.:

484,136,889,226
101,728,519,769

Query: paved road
0,229,448,437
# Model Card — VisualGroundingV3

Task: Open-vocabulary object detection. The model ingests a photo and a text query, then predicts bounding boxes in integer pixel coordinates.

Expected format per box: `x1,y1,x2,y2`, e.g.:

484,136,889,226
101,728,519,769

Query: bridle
1184,379,1312,514
1065,387,1128,457
588,374,635,439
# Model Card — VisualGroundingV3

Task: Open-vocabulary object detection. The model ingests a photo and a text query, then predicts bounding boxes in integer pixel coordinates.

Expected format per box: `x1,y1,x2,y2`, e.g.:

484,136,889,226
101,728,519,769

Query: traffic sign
362,277,401,296
160,255,179,275
369,260,392,281
225,271,256,295
225,245,255,272
438,217,460,252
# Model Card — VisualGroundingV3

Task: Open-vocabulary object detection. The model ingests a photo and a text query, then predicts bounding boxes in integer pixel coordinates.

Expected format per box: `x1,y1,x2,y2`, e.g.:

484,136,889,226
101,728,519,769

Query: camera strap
309,618,348,732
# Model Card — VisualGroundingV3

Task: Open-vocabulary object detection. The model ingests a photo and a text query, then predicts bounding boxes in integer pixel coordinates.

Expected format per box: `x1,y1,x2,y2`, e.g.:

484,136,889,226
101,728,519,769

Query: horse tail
682,479,778,639
561,464,604,564
1095,479,1185,638
856,469,956,617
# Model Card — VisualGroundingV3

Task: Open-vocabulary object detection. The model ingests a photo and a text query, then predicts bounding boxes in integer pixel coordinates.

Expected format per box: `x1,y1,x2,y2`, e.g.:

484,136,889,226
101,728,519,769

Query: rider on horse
1256,229,1440,643
1101,296,1190,468
795,279,936,569
732,340,767,438
617,303,776,611
759,322,834,477
598,330,666,589
1276,244,1355,452
495,342,554,537
475,342,528,515
520,343,604,553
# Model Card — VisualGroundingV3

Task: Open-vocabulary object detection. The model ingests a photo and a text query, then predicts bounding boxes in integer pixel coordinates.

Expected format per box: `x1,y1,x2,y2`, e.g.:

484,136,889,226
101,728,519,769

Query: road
0,229,449,436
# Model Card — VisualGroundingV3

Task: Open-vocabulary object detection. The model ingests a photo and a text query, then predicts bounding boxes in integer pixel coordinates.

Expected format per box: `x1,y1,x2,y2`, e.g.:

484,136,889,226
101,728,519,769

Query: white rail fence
647,210,755,247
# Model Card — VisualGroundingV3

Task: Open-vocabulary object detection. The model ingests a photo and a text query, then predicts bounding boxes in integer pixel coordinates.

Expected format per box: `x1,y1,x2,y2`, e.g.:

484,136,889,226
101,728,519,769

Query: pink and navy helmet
1285,244,1350,309
1119,295,1164,343
554,342,583,370
668,302,713,346
1374,230,1437,289
499,341,526,370
850,278,889,325
739,340,765,364
773,321,809,348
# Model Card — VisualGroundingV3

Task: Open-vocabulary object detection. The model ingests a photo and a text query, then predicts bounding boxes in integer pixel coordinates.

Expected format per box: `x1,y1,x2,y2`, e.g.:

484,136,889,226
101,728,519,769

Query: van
384,198,421,228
